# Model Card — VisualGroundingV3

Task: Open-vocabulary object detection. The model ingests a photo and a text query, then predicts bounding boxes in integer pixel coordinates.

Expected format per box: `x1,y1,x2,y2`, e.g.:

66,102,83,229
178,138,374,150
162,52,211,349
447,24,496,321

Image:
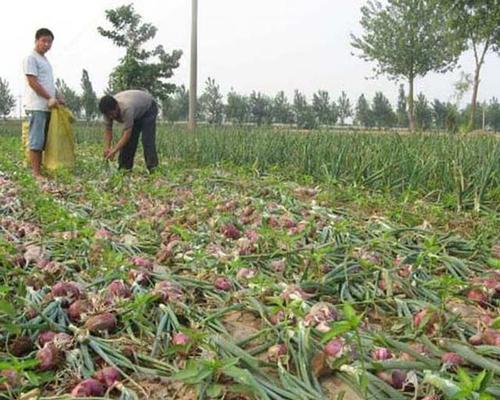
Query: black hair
99,95,118,114
35,28,54,40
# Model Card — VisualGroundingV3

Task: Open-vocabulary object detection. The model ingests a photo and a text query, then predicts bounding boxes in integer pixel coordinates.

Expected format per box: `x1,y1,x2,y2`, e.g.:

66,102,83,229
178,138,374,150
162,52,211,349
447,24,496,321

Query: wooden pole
188,0,198,131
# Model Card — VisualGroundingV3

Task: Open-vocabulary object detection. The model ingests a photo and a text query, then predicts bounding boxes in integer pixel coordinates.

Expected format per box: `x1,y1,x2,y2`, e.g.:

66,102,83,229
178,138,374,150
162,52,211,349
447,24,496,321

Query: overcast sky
2,0,500,115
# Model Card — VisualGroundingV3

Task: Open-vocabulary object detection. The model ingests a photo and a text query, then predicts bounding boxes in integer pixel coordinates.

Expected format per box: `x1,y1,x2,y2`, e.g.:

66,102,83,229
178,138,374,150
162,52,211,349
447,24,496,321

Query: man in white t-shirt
23,28,62,179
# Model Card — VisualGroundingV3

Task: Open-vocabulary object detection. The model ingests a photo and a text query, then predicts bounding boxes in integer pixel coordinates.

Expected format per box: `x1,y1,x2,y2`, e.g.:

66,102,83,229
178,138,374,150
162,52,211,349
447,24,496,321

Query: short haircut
35,28,54,40
99,95,118,114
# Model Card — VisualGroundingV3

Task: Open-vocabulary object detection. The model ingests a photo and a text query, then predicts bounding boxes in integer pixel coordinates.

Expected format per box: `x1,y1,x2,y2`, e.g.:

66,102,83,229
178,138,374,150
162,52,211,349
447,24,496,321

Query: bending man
99,90,159,172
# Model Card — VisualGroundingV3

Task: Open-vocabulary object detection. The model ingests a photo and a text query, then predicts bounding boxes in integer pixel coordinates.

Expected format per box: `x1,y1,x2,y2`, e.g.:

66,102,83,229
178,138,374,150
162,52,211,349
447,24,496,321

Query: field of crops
0,124,499,400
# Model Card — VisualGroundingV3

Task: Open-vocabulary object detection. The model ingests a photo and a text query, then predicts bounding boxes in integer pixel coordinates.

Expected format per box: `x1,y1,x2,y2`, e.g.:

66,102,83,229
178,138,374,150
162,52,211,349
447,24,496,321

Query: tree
337,91,352,125
354,94,373,127
440,0,500,131
249,91,272,126
445,103,460,133
351,0,462,131
372,92,395,128
461,102,486,130
0,77,15,119
414,93,432,130
293,90,316,129
226,89,249,124
396,84,408,128
271,91,293,124
487,97,500,132
432,99,448,130
162,85,189,122
80,69,98,121
312,90,336,125
199,77,224,124
56,79,81,118
98,4,182,101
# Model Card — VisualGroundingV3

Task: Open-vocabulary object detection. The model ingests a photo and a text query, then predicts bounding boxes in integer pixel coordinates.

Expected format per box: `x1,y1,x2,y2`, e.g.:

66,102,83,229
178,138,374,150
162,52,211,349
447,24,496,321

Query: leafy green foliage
372,91,395,128
80,69,98,121
199,77,224,124
55,78,81,118
439,0,500,130
0,77,16,119
293,90,316,129
337,91,352,126
396,84,408,128
414,93,432,131
351,0,462,130
355,94,373,128
226,89,249,124
249,91,272,126
98,3,182,100
271,91,293,124
162,85,189,122
312,90,337,126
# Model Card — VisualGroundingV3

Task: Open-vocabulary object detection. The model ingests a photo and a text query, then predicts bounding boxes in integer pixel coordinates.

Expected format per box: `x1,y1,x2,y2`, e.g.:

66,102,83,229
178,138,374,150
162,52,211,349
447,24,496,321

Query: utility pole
188,0,198,131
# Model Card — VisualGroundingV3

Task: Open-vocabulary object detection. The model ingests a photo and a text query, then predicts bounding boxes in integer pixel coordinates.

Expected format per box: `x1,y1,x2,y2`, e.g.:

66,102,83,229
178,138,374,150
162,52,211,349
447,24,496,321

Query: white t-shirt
23,50,55,111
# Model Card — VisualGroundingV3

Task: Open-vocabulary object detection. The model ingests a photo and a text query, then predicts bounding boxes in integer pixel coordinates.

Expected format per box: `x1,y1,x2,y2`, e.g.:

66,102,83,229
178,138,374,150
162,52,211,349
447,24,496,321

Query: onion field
0,125,499,400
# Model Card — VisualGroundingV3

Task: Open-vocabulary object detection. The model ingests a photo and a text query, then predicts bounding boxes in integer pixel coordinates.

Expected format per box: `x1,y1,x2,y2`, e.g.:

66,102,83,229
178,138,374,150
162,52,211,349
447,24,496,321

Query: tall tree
0,77,15,119
396,84,409,128
293,90,316,129
162,85,189,122
432,99,448,130
351,0,462,131
372,92,396,128
226,89,249,124
249,91,272,126
337,91,352,126
98,4,182,100
487,97,500,132
445,103,460,134
355,94,373,127
414,92,432,130
440,0,500,131
271,91,293,124
312,90,335,125
55,79,81,118
80,69,98,121
199,77,224,124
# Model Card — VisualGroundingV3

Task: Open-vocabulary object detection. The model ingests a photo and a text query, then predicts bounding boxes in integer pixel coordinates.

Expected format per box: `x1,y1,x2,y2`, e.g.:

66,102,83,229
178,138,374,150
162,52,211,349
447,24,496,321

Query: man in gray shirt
99,90,159,171
23,28,62,179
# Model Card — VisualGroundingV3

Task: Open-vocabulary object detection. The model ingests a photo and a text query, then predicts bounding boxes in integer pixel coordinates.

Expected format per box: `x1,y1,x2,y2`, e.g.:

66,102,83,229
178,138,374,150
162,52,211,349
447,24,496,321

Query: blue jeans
28,110,50,151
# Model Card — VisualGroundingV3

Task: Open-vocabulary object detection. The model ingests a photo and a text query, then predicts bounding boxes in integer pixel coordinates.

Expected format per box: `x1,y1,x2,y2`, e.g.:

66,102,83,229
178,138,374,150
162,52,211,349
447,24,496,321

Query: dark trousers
118,102,159,171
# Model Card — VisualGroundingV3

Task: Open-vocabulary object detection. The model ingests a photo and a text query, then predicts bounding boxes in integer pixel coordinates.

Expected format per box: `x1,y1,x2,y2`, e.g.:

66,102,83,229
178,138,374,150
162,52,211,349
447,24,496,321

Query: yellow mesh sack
21,120,30,166
43,106,75,170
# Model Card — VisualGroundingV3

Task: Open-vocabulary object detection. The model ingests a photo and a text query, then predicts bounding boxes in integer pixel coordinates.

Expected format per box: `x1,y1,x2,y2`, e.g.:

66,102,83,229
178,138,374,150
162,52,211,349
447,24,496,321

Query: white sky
2,0,500,114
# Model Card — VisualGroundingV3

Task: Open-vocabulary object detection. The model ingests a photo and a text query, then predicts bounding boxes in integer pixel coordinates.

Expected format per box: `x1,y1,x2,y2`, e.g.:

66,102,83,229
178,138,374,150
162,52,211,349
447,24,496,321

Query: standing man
98,90,159,172
23,28,60,179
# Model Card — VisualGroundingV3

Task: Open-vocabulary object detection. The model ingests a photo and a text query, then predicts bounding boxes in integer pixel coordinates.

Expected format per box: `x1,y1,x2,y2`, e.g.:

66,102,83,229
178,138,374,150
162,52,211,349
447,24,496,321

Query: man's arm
105,128,132,160
26,75,51,100
103,128,113,157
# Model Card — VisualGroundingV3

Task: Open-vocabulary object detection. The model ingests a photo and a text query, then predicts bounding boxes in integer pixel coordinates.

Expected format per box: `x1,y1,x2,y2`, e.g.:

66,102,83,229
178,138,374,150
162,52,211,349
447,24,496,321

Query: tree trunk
469,64,481,132
469,40,489,132
407,77,415,131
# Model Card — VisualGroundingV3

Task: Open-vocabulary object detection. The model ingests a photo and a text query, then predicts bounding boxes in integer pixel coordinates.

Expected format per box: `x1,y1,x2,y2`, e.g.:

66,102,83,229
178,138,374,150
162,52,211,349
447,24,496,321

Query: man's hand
48,97,58,108
104,148,117,161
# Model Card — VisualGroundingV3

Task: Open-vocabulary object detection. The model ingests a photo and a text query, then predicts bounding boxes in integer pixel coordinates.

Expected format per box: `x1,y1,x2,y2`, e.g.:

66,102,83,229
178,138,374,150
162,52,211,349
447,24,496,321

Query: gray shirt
104,90,153,131
23,50,56,111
